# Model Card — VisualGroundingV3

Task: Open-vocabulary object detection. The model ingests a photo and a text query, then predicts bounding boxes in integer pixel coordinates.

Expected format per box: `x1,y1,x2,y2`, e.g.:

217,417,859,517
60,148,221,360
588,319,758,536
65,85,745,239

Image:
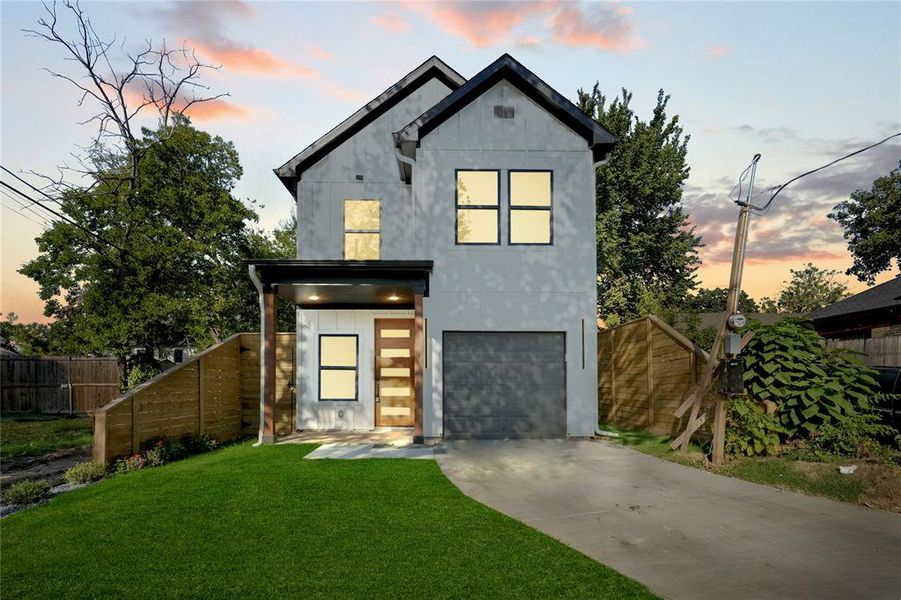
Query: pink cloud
309,45,333,61
410,1,553,47
190,39,317,79
548,3,643,53
122,87,252,121
371,10,412,33
706,45,730,58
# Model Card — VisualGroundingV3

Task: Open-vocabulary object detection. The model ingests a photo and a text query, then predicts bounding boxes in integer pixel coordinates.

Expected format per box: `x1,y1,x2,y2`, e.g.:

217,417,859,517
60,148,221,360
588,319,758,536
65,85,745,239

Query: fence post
198,355,206,434
67,357,74,416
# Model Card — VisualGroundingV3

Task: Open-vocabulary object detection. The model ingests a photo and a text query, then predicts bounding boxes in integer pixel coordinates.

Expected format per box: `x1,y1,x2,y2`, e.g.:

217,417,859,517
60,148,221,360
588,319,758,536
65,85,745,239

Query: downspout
248,264,266,447
395,146,417,254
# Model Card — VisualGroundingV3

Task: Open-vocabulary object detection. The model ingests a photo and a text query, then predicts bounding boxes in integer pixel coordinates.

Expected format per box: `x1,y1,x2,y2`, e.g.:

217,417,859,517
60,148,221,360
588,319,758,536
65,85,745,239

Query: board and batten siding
296,78,455,260
415,80,598,437
598,316,708,436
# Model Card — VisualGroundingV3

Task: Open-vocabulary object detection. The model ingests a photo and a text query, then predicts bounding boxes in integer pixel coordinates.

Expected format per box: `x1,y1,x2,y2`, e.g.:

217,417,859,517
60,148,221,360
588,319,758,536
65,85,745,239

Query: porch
247,259,432,444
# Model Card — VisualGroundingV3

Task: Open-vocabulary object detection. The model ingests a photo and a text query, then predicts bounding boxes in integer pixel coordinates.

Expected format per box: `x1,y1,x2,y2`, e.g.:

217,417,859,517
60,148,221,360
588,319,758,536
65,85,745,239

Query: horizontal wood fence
826,335,901,367
598,316,708,436
93,333,295,464
1,356,120,414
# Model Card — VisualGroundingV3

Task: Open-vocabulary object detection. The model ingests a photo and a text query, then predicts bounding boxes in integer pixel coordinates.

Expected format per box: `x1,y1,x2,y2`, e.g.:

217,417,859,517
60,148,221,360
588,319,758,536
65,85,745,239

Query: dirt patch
0,446,91,488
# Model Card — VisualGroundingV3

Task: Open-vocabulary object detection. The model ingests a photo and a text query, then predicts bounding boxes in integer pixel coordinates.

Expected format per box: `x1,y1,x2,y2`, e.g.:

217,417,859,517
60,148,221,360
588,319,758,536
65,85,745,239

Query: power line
1,189,53,226
0,197,50,228
0,179,126,256
741,131,901,214
0,165,64,206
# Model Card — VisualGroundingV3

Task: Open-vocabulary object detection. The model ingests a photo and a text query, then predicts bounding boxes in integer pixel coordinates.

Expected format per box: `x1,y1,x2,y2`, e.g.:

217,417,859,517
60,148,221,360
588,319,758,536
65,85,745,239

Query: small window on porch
319,335,358,401
344,200,380,259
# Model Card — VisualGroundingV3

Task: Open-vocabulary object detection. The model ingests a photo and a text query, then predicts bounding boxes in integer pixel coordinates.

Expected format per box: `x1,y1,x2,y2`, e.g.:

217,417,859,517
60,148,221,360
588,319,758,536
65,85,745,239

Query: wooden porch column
413,293,424,444
260,283,277,444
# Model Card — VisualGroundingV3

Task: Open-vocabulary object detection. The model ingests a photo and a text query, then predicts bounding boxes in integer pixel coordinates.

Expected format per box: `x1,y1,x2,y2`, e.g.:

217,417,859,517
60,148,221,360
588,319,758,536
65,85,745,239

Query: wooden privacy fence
93,333,295,464
1,356,120,414
826,335,901,367
598,316,708,436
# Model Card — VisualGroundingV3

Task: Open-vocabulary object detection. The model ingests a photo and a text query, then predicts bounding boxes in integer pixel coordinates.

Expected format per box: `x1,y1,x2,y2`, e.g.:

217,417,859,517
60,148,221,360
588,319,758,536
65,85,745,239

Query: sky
1,0,899,323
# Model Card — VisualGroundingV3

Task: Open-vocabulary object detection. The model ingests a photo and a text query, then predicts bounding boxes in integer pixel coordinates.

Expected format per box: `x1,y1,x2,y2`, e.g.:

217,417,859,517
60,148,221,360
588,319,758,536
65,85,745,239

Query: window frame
343,199,381,260
317,333,359,402
454,169,501,246
507,169,554,246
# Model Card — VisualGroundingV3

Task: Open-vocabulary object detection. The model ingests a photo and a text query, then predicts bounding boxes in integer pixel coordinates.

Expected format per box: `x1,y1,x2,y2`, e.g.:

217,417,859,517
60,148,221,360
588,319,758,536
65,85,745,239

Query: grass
0,414,93,462
0,443,656,599
599,423,900,512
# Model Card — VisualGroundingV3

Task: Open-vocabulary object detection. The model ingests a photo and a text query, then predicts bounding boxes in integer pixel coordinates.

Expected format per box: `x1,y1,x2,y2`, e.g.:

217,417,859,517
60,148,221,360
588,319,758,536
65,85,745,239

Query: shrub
126,364,160,390
114,453,147,474
742,318,879,436
790,411,899,463
180,432,217,455
725,397,785,457
64,461,106,485
4,479,52,505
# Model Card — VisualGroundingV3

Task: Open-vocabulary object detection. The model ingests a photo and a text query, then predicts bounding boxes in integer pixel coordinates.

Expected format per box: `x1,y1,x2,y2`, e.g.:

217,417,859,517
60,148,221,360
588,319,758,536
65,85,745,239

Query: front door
375,318,415,427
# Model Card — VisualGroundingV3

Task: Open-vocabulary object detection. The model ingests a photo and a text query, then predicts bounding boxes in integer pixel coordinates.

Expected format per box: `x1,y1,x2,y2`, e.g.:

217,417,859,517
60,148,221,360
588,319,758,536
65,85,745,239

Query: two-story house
248,54,616,444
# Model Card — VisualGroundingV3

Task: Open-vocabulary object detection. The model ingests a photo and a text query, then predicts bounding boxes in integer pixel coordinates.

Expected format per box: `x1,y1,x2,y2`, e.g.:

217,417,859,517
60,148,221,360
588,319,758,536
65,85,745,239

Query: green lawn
0,414,93,462
1,443,656,599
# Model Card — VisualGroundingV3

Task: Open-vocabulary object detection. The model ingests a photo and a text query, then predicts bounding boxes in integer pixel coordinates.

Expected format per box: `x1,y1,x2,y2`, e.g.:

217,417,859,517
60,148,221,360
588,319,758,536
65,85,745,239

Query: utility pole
673,154,760,464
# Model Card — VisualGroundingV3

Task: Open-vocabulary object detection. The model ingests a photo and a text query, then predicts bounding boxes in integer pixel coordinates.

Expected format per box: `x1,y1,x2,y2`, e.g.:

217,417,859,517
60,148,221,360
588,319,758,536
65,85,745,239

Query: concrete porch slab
278,427,440,459
304,443,436,460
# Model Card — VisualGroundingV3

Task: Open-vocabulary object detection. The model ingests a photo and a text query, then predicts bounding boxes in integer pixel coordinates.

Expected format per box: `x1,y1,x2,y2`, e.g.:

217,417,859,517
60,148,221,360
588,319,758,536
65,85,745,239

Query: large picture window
456,170,499,244
509,171,552,245
344,200,380,259
319,335,358,401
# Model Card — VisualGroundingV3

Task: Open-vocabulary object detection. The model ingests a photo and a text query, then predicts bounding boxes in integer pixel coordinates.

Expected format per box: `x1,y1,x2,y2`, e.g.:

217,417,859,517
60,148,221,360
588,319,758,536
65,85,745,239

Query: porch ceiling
246,259,433,309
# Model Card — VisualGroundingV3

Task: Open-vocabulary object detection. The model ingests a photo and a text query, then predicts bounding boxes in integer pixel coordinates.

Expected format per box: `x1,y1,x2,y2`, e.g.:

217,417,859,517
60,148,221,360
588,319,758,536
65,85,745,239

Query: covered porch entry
247,260,432,444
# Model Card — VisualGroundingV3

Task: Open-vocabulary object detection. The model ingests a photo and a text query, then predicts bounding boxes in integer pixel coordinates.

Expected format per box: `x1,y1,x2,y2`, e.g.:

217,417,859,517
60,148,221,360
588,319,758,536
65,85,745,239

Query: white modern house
249,54,616,443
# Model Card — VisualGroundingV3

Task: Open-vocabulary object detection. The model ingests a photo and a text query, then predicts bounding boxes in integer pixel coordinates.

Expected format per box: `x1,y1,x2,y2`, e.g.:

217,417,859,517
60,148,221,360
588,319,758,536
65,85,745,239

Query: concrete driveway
437,440,901,600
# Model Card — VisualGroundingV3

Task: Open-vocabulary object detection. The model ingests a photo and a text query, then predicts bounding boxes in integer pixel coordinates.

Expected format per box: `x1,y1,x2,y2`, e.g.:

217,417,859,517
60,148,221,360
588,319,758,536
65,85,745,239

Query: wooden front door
375,318,415,427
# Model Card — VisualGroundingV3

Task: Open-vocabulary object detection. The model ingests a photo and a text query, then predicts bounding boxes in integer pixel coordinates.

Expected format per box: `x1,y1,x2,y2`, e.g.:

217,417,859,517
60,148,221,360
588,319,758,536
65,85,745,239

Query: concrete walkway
437,439,901,600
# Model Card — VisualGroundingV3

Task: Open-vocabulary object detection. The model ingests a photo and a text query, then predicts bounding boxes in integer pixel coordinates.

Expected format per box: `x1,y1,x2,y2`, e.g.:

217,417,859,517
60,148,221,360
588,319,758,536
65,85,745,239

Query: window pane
344,200,380,230
321,336,357,367
320,369,356,399
457,171,498,206
510,209,551,244
381,367,410,377
381,348,410,358
457,209,498,243
345,233,380,260
510,172,551,206
380,384,411,397
381,329,410,338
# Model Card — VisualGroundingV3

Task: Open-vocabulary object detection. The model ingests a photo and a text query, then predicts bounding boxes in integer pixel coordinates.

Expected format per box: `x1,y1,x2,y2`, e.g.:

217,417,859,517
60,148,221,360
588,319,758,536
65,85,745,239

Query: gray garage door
443,332,566,439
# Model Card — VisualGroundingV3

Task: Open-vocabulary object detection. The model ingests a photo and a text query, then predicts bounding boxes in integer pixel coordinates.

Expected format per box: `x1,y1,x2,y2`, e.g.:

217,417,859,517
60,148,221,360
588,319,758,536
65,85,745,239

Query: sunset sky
1,1,899,323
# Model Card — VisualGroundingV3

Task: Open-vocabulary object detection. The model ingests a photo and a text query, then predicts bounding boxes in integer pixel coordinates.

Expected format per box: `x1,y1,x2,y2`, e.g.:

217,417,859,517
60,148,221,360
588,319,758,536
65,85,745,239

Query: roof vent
493,105,515,119
355,174,364,181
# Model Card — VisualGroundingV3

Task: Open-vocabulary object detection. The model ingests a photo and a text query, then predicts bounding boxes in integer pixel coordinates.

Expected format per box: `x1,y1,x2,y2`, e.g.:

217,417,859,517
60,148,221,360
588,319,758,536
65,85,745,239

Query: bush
114,453,147,474
742,318,879,436
126,364,160,390
790,411,899,463
4,479,52,505
64,461,106,485
115,433,218,475
180,432,217,455
725,397,785,457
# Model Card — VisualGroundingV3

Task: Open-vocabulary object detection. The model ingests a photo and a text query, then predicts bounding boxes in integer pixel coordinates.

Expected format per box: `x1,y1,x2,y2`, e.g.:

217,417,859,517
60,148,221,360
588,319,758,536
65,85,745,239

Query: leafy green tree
684,287,760,313
776,263,849,314
758,297,779,313
1,313,51,355
577,85,701,323
829,163,901,283
20,118,262,372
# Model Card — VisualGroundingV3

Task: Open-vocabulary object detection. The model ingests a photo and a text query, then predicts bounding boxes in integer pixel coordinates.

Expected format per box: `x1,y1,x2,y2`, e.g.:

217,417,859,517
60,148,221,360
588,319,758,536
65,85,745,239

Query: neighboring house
812,277,901,340
132,344,194,371
249,54,616,443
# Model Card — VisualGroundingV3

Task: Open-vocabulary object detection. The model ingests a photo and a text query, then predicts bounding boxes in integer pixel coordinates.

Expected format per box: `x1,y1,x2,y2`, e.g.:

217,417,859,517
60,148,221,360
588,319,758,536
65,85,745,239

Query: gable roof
274,56,466,195
812,276,901,321
394,54,616,163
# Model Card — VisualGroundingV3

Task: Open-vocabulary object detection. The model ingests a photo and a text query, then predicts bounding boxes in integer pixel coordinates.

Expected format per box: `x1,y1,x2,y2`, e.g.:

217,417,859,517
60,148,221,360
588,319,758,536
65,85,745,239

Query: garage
443,332,566,439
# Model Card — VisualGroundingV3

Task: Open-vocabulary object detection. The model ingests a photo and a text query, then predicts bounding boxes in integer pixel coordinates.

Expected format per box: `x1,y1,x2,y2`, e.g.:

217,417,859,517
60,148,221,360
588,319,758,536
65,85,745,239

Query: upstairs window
344,200,380,259
456,170,499,244
319,335,358,401
509,171,552,245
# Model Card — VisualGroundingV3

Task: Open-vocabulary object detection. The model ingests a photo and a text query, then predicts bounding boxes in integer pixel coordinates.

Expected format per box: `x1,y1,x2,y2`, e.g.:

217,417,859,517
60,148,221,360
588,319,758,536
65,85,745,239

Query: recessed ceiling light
309,295,320,301
388,294,400,301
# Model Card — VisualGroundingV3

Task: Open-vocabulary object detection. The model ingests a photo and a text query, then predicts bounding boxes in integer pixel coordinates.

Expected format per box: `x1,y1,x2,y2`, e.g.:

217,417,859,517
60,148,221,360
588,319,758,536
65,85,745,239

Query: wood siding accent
1,356,120,414
93,333,296,464
598,316,708,436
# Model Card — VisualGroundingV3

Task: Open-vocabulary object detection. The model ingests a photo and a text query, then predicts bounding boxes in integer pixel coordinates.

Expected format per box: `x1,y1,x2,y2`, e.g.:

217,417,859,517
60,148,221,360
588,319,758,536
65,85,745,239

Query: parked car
873,366,901,430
